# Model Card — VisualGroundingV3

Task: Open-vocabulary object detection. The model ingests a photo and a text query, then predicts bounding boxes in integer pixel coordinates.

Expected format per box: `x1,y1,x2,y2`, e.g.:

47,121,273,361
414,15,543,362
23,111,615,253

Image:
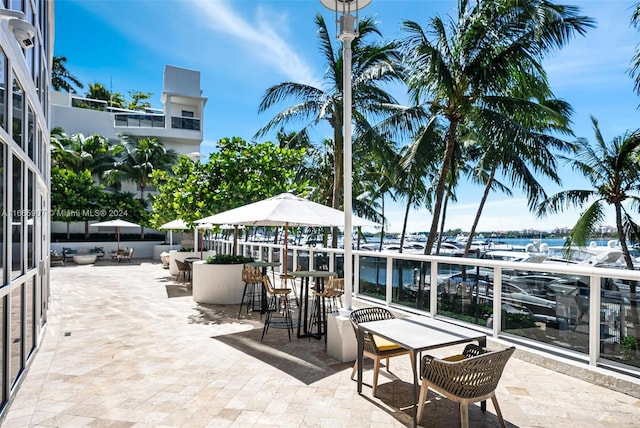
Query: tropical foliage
149,137,308,229
395,0,594,255
536,116,640,269
51,55,83,93
255,14,402,245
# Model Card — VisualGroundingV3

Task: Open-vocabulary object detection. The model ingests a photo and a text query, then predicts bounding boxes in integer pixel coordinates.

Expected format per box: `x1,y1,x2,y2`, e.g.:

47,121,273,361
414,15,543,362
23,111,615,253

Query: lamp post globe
319,0,372,310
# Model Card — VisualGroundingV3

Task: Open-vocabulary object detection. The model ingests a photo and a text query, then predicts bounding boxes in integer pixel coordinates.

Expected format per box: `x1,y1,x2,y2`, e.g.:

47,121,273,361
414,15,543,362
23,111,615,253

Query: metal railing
170,116,200,131
209,238,640,377
114,113,165,128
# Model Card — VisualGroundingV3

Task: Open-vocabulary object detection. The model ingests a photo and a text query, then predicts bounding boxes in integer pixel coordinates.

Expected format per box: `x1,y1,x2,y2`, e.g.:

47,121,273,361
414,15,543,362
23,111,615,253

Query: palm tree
107,136,178,202
630,3,640,96
105,136,177,239
397,120,444,253
537,116,640,269
51,55,83,93
255,14,402,246
50,129,114,176
398,0,594,255
536,116,640,331
461,97,575,257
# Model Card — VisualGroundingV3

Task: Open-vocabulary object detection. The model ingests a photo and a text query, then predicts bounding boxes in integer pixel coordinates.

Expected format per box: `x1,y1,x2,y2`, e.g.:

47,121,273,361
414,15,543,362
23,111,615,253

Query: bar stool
238,267,262,319
261,274,294,341
309,276,343,341
279,264,301,307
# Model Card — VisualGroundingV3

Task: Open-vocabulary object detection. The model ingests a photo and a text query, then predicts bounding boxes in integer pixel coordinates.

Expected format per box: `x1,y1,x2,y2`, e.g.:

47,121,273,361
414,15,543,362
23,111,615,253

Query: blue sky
54,0,640,234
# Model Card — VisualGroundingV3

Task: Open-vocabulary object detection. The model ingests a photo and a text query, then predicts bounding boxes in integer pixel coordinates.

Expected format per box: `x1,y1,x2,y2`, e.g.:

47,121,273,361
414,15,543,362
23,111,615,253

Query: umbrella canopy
159,219,192,251
196,193,378,228
195,193,379,273
159,219,190,230
90,219,140,250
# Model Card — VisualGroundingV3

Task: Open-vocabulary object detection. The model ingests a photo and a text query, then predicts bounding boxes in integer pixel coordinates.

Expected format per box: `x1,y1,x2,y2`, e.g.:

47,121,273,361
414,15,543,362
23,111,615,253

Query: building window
10,285,24,387
11,155,22,280
12,78,23,149
27,168,34,270
0,49,6,131
0,143,4,284
27,104,34,160
181,110,194,118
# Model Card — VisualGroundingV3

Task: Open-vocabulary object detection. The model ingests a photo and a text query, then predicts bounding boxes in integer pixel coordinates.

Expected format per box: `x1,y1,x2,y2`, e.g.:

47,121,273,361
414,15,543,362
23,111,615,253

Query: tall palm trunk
615,202,639,331
464,168,496,257
418,119,458,309
436,194,450,255
139,187,146,240
378,194,385,252
425,119,458,254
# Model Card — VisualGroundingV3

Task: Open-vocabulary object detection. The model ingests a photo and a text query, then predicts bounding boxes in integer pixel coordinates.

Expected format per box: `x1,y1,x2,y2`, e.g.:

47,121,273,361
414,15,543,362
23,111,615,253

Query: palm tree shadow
199,302,351,385
165,283,191,298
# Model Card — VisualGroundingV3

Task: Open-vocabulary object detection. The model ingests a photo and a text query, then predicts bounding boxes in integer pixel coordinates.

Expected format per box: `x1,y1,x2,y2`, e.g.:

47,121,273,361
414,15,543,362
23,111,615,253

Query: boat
539,240,624,268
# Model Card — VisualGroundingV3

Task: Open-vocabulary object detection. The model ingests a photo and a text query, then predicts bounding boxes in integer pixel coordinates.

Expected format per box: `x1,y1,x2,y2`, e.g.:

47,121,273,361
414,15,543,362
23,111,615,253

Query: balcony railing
114,113,165,128
171,116,200,131
208,238,640,377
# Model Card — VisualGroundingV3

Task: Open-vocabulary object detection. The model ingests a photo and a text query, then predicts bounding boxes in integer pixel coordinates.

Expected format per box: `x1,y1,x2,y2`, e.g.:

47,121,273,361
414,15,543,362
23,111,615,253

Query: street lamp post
320,0,371,310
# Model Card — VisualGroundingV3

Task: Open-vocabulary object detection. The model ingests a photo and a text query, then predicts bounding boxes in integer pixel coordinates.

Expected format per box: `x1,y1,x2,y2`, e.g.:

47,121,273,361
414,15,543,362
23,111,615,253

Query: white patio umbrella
90,219,140,250
159,219,191,250
195,192,378,274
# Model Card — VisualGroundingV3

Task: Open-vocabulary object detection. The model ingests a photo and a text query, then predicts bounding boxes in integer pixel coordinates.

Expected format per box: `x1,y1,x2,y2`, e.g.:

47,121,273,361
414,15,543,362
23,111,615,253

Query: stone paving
2,260,640,427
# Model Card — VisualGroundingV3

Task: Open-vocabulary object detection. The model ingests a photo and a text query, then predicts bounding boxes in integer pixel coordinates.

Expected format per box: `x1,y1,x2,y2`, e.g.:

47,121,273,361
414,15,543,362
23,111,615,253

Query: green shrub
205,254,253,264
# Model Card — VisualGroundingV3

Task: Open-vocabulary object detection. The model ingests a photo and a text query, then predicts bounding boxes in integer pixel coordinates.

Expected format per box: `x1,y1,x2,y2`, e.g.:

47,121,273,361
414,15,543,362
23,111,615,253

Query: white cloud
191,1,321,87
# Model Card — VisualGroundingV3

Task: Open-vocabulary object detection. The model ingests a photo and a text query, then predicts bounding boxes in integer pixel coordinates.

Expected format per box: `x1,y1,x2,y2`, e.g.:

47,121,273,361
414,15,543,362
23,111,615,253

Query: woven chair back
262,274,276,294
422,346,515,400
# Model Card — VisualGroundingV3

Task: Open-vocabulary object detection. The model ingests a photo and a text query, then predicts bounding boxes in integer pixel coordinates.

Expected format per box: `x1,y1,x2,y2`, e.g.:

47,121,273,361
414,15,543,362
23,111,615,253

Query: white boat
483,250,547,263
540,240,623,268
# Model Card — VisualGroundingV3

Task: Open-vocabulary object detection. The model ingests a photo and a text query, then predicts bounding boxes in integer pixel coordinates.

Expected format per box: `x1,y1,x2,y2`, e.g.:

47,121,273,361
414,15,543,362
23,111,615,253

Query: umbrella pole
284,223,289,276
117,227,120,251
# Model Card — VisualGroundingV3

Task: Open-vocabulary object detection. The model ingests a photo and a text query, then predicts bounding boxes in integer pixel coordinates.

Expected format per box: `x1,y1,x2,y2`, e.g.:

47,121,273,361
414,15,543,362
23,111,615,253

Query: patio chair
279,264,301,307
238,267,262,319
261,274,293,341
309,276,343,341
417,344,515,428
175,259,191,283
118,248,134,263
50,253,65,267
349,307,413,396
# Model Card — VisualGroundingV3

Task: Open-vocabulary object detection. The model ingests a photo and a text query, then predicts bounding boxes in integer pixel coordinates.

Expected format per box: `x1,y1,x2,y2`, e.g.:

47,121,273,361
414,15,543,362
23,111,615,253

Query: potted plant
621,336,637,361
192,254,253,304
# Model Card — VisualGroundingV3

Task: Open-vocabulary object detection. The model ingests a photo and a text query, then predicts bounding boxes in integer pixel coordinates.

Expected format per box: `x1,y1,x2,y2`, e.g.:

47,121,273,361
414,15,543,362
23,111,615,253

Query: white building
50,64,206,157
0,0,52,419
49,64,207,235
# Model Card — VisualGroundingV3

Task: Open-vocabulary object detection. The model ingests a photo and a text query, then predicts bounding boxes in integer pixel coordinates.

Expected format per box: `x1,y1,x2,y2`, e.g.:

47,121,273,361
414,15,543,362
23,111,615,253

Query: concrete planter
192,261,244,305
168,250,215,275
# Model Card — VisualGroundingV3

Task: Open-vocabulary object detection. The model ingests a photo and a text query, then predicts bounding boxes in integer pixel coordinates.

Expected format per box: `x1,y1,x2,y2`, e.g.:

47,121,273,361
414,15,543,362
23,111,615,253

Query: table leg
297,277,309,338
479,337,487,412
260,267,268,314
412,350,418,428
357,327,364,394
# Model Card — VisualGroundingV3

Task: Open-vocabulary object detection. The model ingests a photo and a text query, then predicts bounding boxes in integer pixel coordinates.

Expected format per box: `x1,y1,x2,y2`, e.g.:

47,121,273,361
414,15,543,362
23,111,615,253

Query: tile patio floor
2,260,640,427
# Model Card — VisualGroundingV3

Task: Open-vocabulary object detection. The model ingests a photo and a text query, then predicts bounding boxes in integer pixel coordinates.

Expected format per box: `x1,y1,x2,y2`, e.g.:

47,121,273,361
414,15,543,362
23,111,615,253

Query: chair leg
460,401,469,428
372,357,381,396
417,381,429,422
284,296,292,341
261,296,274,341
238,283,249,319
350,360,357,380
491,395,506,428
